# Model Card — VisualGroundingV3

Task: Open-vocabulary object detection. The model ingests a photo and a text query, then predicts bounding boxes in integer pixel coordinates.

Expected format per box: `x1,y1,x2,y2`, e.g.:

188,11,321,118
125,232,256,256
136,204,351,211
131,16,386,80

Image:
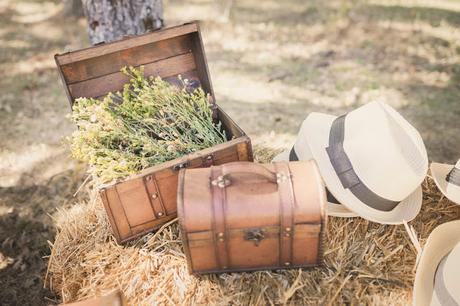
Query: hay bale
46,146,460,305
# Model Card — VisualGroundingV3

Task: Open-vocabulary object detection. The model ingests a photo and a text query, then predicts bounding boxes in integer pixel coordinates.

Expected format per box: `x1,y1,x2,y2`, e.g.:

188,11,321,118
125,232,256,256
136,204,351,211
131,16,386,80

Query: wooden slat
69,52,196,99
92,70,202,100
55,22,198,65
218,107,245,138
61,35,193,84
116,178,156,227
143,137,247,179
128,214,176,240
104,188,132,239
190,30,214,99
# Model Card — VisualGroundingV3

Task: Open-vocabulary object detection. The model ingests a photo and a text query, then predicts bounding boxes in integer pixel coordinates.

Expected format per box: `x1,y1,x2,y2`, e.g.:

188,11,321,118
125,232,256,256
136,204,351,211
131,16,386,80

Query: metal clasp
276,172,288,183
202,154,214,167
211,175,231,188
244,228,266,246
172,161,190,171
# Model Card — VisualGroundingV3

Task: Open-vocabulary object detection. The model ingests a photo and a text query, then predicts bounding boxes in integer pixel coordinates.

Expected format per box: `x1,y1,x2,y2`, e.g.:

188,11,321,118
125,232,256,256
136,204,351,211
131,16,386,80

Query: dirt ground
0,0,459,304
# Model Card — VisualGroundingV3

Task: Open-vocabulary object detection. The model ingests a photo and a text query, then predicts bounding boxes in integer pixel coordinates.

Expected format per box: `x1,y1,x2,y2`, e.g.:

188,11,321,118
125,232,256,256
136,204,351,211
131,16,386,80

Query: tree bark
82,0,164,45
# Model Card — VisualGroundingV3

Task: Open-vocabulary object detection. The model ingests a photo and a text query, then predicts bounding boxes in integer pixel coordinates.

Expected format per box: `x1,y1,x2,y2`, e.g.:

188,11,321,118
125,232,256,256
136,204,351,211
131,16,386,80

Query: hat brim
304,112,423,224
413,220,460,306
327,202,360,218
430,163,460,205
273,149,359,218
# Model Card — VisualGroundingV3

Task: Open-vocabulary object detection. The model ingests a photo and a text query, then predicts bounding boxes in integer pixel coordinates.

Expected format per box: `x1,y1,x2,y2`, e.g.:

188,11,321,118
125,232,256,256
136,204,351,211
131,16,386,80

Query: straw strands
46,146,460,305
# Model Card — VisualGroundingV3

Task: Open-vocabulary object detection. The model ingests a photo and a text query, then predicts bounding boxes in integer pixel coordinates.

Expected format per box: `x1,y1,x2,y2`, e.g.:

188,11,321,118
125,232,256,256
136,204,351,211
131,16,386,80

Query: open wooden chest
55,21,253,243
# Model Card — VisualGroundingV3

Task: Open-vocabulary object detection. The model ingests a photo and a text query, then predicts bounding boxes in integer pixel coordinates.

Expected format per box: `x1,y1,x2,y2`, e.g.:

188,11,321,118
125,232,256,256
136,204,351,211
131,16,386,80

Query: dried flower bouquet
69,67,226,185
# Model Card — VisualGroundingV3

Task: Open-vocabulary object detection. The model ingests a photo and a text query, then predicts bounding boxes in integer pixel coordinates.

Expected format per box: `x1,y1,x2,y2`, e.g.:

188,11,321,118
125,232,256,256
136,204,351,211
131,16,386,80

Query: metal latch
244,228,266,246
172,161,190,171
211,175,231,188
202,154,214,167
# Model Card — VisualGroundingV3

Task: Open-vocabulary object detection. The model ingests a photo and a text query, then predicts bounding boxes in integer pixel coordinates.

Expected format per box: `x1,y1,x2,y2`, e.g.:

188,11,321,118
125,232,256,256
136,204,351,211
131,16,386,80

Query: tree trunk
82,0,164,45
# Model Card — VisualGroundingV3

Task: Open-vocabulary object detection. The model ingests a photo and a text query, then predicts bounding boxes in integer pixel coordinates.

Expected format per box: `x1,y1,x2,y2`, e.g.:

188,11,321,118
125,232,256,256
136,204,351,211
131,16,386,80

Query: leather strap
144,175,166,218
275,162,294,267
446,167,460,187
211,166,229,270
326,115,400,211
220,162,277,183
290,147,341,205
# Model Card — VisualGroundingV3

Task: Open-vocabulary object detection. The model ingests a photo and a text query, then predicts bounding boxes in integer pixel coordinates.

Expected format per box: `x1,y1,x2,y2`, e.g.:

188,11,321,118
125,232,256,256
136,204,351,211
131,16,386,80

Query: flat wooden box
61,290,126,306
55,21,253,243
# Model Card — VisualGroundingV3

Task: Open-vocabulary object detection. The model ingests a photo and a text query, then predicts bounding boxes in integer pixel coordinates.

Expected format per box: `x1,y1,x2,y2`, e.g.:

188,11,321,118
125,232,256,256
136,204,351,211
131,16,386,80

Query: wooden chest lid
55,21,215,107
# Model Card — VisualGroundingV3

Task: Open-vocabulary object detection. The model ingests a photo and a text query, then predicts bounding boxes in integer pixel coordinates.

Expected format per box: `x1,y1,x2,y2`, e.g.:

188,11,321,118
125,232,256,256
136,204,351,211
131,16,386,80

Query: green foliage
69,67,226,185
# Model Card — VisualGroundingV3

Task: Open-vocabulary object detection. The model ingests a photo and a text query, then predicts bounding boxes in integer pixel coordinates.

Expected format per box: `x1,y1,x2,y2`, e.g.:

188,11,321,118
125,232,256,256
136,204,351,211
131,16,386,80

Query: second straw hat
430,159,460,205
413,220,460,306
304,101,428,224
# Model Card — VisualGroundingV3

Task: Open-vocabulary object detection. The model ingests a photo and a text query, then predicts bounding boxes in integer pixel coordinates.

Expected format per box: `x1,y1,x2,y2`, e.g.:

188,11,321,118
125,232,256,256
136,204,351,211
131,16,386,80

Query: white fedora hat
430,160,460,205
413,220,460,306
273,119,358,218
304,101,428,224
